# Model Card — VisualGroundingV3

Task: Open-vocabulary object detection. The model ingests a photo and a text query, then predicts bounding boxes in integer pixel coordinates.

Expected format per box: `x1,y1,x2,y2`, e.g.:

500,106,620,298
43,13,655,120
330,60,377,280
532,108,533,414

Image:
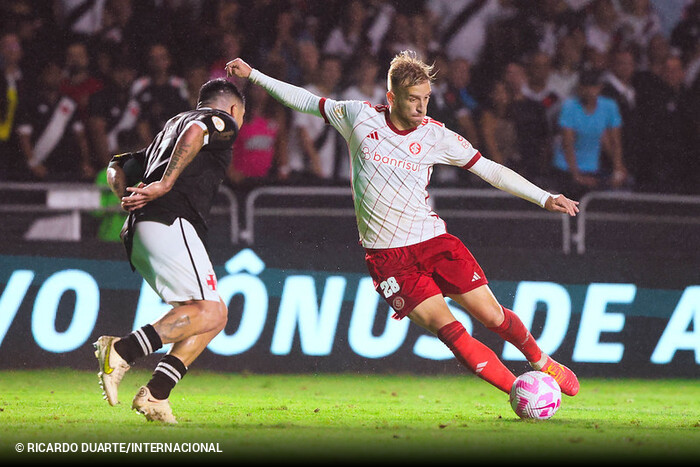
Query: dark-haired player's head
197,78,246,127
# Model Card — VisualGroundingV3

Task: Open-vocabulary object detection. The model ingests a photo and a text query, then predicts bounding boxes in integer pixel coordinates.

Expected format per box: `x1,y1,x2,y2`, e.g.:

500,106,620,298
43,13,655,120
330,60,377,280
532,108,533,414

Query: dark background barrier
1,233,698,378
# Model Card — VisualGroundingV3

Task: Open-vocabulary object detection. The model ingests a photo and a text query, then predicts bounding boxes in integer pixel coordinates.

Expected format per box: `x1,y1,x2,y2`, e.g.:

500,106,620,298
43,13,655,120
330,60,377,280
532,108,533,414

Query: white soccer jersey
248,68,551,250
318,98,481,249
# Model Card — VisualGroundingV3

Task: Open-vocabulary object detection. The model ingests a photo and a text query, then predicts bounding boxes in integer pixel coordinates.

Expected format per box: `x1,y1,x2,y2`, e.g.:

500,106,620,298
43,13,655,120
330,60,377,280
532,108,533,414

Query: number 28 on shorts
380,276,401,298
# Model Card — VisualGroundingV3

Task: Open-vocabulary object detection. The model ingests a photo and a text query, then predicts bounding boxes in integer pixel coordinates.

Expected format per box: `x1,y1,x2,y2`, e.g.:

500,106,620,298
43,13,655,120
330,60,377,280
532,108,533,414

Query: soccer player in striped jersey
226,51,580,397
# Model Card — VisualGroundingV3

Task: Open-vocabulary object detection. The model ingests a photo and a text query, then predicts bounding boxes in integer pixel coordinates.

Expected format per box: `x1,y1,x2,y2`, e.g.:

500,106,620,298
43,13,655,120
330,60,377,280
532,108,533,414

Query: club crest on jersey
392,296,405,311
205,273,217,291
211,116,225,132
409,142,422,155
333,104,345,119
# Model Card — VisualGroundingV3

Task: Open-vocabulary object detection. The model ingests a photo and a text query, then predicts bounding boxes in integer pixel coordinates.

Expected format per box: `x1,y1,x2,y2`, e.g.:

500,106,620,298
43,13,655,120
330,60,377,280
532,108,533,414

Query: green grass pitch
1,369,698,464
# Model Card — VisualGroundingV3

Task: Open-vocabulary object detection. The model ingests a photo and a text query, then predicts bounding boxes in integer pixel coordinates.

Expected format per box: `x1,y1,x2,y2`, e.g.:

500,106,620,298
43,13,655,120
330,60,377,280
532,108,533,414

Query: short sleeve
318,98,366,140
606,99,622,128
558,99,577,129
195,112,238,150
434,125,481,168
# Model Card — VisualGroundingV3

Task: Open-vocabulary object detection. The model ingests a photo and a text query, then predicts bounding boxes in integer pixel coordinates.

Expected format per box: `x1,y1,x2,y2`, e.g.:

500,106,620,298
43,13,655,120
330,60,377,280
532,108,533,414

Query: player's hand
121,181,171,211
225,58,252,79
544,194,579,216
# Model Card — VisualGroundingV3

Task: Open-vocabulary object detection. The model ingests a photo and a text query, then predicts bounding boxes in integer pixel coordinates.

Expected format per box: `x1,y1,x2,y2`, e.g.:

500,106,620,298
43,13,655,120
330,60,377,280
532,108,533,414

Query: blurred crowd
0,0,698,200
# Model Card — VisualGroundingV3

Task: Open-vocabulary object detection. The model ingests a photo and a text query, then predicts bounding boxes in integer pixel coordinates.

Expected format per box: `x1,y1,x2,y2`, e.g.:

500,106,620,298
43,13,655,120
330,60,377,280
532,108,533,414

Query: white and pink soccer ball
510,371,562,420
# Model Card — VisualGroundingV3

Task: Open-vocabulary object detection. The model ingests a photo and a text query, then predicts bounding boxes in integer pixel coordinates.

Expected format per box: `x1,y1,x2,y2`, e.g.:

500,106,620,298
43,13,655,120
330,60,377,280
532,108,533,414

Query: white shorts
130,218,219,305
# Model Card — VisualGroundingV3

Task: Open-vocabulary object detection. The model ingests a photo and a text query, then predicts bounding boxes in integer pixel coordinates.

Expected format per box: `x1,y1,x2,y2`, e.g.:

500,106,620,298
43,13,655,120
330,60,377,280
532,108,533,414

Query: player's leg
95,218,223,406
129,298,227,423
447,285,542,362
408,294,516,394
131,314,226,425
144,298,227,400
448,286,579,396
364,238,513,394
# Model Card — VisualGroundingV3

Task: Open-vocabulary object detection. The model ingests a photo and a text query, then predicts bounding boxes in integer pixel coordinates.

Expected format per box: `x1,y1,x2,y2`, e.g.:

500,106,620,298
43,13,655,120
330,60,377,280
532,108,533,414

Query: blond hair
387,50,435,92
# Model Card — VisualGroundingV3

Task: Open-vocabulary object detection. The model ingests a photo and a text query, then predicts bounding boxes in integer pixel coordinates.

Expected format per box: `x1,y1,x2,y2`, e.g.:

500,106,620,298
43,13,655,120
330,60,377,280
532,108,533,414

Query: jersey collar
384,109,418,135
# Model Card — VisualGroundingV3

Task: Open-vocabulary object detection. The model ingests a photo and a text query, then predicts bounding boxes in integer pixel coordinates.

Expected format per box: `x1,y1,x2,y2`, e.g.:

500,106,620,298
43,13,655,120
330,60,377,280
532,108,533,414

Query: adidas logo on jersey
472,272,481,282
367,131,379,140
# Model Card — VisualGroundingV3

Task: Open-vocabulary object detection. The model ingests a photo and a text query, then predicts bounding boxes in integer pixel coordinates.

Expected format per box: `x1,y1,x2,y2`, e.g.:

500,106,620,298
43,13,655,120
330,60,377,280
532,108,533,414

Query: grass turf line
0,369,698,462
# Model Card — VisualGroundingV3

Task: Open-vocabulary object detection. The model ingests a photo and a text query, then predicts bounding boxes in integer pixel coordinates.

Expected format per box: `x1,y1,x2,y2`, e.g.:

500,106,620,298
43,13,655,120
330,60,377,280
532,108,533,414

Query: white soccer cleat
132,386,178,424
93,336,131,406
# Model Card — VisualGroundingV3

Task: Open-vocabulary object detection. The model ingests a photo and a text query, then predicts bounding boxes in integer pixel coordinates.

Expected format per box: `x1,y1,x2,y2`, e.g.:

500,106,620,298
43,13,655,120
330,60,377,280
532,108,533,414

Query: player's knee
215,300,228,332
196,300,227,331
476,303,504,328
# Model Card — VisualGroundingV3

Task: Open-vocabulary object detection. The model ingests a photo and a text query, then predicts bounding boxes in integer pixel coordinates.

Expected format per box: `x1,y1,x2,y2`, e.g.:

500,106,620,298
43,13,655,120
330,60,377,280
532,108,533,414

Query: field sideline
1,369,699,464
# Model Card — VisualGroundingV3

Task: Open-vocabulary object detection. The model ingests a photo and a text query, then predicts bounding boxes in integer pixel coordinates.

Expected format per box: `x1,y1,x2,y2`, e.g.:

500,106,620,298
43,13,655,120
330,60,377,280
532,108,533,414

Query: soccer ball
510,371,562,420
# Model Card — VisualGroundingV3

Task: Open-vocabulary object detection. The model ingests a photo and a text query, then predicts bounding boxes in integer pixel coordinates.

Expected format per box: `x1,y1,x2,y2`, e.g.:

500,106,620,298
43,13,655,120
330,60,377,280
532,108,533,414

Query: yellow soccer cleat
93,336,131,406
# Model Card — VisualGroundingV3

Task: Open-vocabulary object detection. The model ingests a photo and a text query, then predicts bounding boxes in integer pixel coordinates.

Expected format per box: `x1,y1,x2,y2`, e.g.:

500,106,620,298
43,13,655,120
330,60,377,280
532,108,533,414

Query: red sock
437,321,515,394
488,306,542,363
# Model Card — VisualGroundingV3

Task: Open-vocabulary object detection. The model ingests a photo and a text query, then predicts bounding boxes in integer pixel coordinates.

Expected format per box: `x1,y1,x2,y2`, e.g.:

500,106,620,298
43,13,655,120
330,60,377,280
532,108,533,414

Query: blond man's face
387,81,431,129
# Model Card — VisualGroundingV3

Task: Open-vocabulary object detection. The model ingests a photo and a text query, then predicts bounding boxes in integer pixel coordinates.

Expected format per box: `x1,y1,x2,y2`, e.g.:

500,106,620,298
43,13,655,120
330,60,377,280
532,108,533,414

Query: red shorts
364,233,488,320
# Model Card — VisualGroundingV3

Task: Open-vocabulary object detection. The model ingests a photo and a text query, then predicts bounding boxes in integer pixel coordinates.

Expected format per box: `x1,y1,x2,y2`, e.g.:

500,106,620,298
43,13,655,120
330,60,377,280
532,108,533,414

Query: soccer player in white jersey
226,51,580,397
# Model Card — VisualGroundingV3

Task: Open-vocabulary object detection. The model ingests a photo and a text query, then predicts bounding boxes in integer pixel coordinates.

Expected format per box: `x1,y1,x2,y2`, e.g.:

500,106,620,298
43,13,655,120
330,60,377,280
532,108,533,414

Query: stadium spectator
601,48,639,180
479,80,519,168
287,54,345,183
552,69,628,199
56,0,107,38
0,32,24,180
322,0,369,64
253,8,301,85
584,0,622,54
548,34,583,102
427,0,514,64
378,12,423,65
295,39,321,87
638,32,670,73
439,58,480,146
16,61,92,181
87,54,139,167
617,0,662,53
0,0,694,197
341,55,386,105
184,61,210,110
634,55,696,193
407,10,442,63
130,43,189,148
522,51,563,129
670,0,700,87
228,83,286,187
97,0,135,56
502,61,552,182
59,41,104,124
208,32,244,81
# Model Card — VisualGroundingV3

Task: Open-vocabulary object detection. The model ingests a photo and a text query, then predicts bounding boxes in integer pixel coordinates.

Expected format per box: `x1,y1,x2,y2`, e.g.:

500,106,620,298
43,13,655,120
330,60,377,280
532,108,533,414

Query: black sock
146,355,188,400
113,324,163,364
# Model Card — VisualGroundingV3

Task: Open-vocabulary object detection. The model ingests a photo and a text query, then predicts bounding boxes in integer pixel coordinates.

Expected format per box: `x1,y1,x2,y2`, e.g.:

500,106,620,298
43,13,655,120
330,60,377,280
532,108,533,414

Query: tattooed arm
120,124,205,212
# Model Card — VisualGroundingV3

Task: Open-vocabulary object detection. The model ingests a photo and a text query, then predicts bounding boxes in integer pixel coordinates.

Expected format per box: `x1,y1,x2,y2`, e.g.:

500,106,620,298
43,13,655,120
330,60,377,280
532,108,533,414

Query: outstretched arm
469,156,579,216
226,58,323,117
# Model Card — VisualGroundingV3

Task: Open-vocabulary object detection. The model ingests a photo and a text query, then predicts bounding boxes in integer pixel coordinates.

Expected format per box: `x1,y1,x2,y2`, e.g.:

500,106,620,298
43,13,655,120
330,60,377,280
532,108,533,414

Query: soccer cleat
530,353,579,396
132,386,178,424
93,336,131,406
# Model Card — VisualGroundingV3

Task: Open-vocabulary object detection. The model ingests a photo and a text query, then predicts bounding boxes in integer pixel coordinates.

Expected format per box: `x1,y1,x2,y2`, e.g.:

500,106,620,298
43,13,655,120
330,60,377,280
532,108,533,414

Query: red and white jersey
319,98,481,249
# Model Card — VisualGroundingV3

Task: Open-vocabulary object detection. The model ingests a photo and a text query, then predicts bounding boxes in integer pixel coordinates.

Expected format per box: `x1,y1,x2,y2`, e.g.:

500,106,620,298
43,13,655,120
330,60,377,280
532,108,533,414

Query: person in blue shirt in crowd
553,69,629,199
